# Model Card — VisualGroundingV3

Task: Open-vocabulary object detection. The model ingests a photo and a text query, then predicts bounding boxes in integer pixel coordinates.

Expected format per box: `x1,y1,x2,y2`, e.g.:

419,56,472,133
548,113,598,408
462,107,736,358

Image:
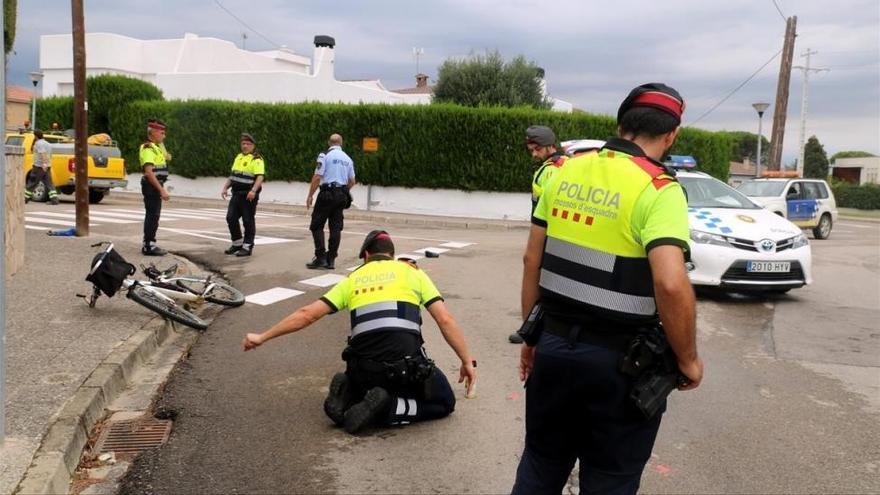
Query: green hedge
831,181,880,210
108,100,732,191
34,96,74,131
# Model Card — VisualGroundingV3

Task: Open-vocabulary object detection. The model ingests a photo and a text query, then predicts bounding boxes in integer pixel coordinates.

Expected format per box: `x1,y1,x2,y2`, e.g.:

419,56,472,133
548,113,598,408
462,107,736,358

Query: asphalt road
26,197,879,494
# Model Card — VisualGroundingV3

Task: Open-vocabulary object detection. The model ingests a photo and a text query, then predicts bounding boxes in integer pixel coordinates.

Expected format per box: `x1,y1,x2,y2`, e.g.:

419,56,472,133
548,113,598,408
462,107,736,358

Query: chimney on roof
312,35,336,80
415,73,428,88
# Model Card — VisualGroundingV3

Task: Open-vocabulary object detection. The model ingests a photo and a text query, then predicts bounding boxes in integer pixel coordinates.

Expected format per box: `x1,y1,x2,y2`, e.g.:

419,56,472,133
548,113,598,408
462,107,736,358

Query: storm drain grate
94,418,172,455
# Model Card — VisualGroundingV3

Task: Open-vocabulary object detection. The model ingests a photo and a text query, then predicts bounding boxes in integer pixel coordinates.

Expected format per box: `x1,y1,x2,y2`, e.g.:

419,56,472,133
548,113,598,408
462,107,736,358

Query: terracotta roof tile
6,85,34,103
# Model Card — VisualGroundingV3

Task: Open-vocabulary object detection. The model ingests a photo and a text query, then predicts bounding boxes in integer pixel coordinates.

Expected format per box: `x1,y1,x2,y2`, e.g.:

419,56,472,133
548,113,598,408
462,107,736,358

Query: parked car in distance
736,178,837,239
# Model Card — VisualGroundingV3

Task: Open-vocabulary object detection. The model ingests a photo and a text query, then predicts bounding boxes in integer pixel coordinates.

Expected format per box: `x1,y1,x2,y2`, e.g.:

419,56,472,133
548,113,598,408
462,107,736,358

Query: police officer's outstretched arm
242,300,333,351
426,300,477,395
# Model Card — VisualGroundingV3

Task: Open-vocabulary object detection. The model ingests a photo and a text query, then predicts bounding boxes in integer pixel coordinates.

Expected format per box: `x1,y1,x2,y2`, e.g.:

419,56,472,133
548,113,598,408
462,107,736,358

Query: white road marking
346,266,361,272
396,253,424,261
25,216,100,227
159,227,295,245
27,211,137,224
245,287,304,306
299,273,346,287
105,208,217,220
65,210,173,221
196,207,294,219
25,225,50,231
837,222,878,230
414,247,450,255
439,241,475,248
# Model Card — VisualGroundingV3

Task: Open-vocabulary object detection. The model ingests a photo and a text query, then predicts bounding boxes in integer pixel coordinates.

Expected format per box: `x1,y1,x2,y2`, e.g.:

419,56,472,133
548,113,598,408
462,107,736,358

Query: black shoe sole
324,373,350,426
508,333,524,344
344,387,391,434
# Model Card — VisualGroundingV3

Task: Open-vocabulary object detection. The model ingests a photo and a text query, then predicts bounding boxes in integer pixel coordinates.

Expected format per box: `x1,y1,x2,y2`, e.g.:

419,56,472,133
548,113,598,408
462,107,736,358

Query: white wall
834,157,880,185
124,173,531,221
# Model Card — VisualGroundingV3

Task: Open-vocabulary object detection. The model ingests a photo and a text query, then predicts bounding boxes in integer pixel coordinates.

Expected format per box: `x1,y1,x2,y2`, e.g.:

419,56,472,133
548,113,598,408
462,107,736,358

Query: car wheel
812,213,832,239
774,211,785,217
88,190,105,204
31,182,48,202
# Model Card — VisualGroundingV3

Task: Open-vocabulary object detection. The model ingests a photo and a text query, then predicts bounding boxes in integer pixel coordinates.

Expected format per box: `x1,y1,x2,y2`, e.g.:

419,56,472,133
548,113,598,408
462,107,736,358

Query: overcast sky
8,0,880,162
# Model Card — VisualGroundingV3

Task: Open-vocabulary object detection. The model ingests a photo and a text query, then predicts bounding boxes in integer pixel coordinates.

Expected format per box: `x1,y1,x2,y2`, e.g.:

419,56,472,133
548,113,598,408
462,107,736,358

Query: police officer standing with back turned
306,133,356,270
243,230,477,434
508,125,569,344
139,119,171,256
221,132,265,257
513,83,704,494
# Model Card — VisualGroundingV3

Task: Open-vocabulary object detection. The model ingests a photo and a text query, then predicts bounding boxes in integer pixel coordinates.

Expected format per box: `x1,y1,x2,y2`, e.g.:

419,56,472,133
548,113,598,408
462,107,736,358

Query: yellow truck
6,131,128,203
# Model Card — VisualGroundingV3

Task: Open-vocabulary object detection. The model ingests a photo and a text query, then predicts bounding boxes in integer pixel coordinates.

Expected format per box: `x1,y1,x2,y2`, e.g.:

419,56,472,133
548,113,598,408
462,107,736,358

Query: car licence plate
747,261,791,273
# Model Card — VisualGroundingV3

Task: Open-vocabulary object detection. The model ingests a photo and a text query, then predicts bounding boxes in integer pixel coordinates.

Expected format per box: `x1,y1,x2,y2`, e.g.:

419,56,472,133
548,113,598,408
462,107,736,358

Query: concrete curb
108,191,531,231
13,256,214,495
839,215,880,223
14,318,175,495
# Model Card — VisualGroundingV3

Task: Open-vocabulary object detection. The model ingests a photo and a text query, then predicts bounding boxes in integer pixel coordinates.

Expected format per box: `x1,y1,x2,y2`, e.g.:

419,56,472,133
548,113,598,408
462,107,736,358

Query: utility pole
1,0,7,443
793,48,829,177
72,0,89,235
768,16,797,171
413,47,424,74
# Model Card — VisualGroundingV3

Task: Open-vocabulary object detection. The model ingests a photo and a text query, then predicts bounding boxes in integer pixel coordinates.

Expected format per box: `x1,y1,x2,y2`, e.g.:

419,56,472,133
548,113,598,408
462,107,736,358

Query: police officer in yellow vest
513,83,704,494
139,119,171,256
243,230,477,434
221,133,265,257
509,125,569,344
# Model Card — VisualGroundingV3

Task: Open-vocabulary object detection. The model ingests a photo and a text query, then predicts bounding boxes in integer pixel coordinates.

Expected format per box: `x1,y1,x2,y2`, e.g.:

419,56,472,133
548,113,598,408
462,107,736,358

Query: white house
39,32,572,111
39,33,427,105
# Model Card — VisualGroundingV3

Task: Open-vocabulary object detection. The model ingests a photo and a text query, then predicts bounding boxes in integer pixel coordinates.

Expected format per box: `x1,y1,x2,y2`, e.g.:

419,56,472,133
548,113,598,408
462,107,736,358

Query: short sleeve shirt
139,143,167,169
322,262,442,313
33,139,52,167
315,146,355,186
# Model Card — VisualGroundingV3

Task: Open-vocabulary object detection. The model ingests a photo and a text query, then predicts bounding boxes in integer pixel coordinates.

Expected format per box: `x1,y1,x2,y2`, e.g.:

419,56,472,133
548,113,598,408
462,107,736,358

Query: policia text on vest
513,83,703,495
221,133,265,257
242,230,477,435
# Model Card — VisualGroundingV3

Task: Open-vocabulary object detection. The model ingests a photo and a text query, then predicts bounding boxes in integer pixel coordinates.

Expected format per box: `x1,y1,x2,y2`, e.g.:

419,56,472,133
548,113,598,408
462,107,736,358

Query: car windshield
737,180,787,197
679,176,760,209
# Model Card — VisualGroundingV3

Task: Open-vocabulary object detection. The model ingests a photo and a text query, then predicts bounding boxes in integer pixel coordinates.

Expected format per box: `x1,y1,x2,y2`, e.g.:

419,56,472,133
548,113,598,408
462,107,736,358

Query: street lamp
752,102,770,177
28,71,44,130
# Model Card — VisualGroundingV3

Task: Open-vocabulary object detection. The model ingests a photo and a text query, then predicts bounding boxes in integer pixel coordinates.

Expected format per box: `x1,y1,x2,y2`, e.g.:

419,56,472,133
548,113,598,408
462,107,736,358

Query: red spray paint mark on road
655,464,673,475
506,392,521,401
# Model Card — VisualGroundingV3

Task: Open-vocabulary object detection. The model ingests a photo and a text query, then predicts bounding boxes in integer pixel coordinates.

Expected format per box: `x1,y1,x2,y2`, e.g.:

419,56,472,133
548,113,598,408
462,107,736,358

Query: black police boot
306,254,329,269
235,246,253,257
323,373,354,426
343,387,391,434
508,332,524,344
224,245,242,255
142,245,168,257
325,255,336,270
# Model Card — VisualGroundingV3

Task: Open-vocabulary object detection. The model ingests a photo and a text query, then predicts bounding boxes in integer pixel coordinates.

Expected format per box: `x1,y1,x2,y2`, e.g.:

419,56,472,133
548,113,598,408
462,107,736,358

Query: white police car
671,157,812,293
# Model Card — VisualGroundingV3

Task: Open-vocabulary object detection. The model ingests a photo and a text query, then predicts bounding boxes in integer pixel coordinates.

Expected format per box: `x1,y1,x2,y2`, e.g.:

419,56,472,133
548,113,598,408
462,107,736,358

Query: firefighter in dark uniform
513,83,704,494
139,119,170,256
243,230,477,434
509,125,569,344
221,132,265,257
305,133,356,270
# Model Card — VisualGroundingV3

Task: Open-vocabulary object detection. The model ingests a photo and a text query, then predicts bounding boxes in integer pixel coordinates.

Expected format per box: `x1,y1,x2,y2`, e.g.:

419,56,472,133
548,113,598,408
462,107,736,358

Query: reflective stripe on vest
349,300,422,339
230,171,255,184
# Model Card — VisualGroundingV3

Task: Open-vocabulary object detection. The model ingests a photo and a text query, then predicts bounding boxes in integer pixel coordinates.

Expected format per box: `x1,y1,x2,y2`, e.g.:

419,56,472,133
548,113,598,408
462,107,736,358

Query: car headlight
689,229,731,247
791,233,809,249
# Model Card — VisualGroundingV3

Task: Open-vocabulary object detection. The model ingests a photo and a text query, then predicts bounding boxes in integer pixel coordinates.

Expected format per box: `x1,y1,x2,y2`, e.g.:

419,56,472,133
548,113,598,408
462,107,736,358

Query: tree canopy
432,51,550,109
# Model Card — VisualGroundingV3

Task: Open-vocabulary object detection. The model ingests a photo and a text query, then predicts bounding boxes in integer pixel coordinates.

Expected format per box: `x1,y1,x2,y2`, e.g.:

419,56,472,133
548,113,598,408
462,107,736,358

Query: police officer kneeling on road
221,132,265,257
512,83,704,495
243,230,477,434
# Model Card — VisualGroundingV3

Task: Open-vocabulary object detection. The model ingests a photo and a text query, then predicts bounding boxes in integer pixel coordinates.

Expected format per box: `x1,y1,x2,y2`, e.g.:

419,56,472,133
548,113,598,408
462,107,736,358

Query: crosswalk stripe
245,287,304,306
25,225,50,231
158,227,296,245
25,216,101,227
186,207,293,219
106,208,216,220
63,210,169,221
27,211,137,224
299,274,346,288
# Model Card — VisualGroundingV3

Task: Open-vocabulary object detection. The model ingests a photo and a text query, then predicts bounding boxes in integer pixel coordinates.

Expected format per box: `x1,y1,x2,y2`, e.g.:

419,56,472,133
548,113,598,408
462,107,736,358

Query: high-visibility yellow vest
229,153,265,191
532,153,568,209
139,142,168,181
533,144,689,325
322,259,443,340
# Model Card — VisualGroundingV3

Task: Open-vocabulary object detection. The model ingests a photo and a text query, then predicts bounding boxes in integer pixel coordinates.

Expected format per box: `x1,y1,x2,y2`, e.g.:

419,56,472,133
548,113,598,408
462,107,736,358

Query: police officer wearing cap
508,125,569,344
139,119,171,256
512,83,704,494
221,133,265,257
242,230,477,434
306,133,356,270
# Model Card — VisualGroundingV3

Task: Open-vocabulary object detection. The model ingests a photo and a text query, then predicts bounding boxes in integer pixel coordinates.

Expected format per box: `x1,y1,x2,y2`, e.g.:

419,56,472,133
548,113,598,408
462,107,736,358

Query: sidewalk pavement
0,231,198,494
839,207,880,222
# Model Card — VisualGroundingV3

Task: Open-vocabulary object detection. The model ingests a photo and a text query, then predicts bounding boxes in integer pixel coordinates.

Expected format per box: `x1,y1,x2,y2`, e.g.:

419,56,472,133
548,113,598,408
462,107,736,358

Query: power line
213,0,281,49
688,49,783,126
771,0,787,21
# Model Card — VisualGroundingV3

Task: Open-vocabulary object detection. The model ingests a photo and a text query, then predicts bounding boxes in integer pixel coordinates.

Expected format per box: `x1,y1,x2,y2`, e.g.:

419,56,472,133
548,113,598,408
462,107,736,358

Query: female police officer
242,230,477,434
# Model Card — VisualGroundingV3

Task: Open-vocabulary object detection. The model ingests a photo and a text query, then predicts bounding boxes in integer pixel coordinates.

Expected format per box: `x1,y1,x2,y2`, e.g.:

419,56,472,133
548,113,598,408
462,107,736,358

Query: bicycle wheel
174,277,246,307
127,284,209,330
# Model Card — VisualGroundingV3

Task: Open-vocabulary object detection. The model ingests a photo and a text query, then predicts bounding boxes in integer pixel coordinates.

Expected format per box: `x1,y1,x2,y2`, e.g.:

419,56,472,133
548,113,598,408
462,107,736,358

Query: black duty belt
319,183,345,191
543,314,638,352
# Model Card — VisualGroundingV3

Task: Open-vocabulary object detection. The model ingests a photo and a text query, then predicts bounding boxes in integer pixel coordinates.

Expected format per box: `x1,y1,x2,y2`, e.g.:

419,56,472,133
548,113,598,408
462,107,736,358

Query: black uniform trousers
512,332,664,495
141,178,163,248
344,363,456,425
226,190,259,247
310,186,347,258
